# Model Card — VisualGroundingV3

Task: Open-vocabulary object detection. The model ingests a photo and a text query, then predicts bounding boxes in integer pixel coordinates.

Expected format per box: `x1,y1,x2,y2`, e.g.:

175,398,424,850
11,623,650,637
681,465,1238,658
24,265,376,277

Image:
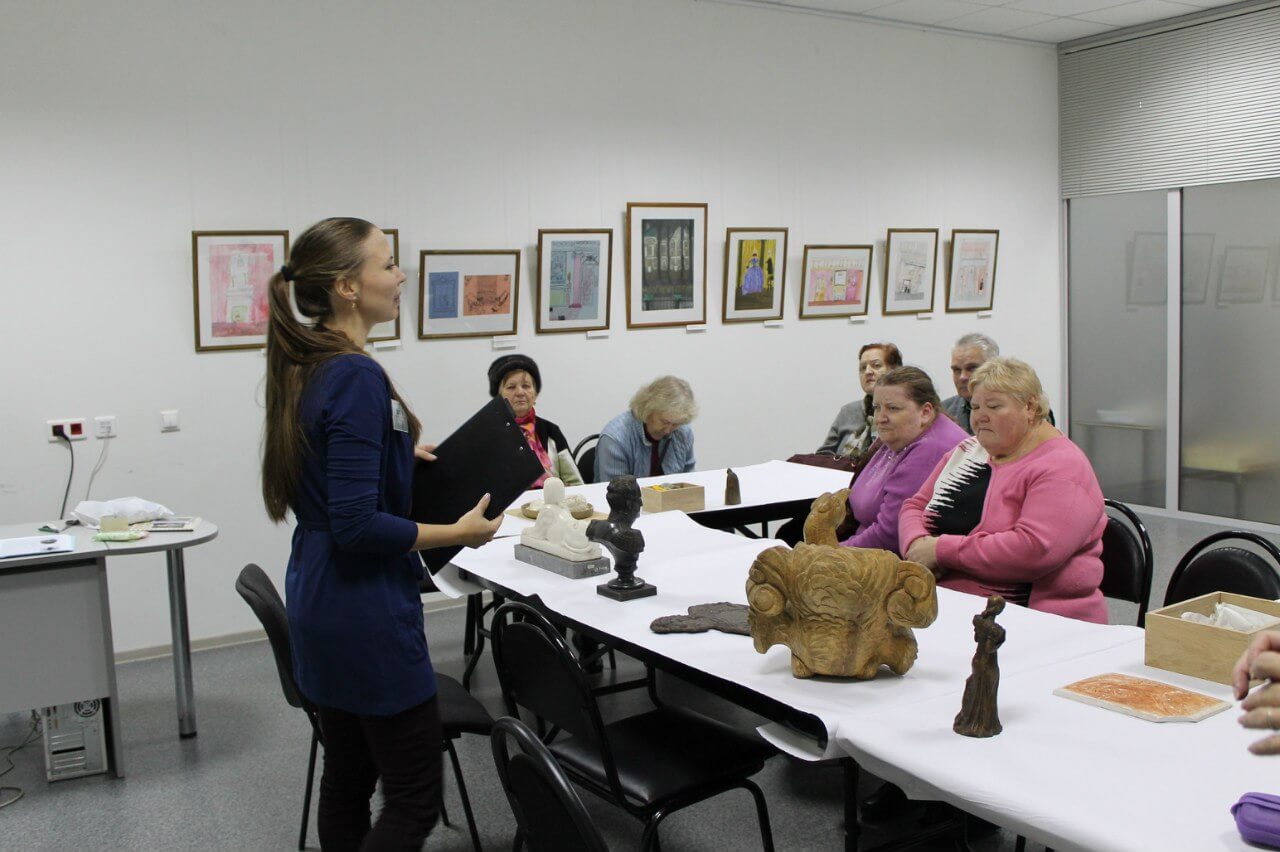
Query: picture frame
945,229,999,313
883,228,938,315
191,230,289,352
368,228,400,342
722,227,787,323
799,244,873,319
417,249,520,339
625,202,707,328
535,229,613,334
1182,232,1215,305
1126,231,1166,306
1217,246,1271,305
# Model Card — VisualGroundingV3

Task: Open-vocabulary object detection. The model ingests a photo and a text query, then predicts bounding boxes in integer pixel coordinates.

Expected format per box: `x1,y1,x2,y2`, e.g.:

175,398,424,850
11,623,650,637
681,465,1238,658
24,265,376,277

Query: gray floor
2,507,1271,851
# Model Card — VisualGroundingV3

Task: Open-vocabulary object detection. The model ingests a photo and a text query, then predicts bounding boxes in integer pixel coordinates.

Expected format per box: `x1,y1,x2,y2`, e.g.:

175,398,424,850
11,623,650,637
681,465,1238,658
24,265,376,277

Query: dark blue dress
285,354,437,716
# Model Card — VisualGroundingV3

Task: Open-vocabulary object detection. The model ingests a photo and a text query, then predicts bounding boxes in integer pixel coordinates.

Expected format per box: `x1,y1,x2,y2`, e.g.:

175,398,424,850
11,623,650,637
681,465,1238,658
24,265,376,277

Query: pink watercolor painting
209,243,276,337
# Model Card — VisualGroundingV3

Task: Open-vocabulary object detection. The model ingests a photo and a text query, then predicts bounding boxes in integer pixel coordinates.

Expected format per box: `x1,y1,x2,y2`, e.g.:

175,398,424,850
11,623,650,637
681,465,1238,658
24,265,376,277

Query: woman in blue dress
261,217,500,851
741,252,765,294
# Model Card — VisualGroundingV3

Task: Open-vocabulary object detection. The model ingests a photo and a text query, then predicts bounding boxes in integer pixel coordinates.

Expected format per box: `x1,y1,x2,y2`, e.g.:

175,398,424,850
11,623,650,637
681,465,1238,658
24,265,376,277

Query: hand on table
415,443,438,462
1235,631,1280,755
904,536,940,576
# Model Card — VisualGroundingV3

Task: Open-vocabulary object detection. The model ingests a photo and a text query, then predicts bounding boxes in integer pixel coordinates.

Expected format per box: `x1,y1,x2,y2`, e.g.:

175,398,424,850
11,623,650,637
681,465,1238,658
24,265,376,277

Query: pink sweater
899,435,1108,624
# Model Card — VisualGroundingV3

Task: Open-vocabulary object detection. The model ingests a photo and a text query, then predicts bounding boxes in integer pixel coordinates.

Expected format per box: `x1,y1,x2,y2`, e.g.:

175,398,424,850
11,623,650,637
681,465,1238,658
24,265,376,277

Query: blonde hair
969,357,1051,421
629,376,699,425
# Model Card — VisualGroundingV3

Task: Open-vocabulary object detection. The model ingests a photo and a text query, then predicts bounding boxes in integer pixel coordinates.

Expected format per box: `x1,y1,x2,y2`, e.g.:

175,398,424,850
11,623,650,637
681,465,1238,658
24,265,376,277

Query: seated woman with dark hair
899,357,1107,623
818,342,903,458
839,367,966,553
488,354,580,487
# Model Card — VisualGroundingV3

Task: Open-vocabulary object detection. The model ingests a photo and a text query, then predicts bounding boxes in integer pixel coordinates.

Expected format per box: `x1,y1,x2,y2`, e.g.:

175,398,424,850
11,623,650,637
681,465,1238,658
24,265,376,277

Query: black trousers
316,695,442,852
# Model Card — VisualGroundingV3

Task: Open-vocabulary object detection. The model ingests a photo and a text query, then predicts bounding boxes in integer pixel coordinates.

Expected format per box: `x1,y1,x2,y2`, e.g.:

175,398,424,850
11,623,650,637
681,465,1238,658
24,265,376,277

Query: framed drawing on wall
723,227,787,323
418,249,520,339
1182,232,1215,305
368,228,400,342
625,202,707,328
535,229,612,334
191,230,289,352
1217,246,1271,305
883,228,938,315
1126,231,1166,306
946,229,999,312
799,244,872,319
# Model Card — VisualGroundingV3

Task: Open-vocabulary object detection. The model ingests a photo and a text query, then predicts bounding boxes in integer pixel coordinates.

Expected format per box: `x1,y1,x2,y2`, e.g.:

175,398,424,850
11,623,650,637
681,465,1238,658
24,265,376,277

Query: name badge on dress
391,400,409,433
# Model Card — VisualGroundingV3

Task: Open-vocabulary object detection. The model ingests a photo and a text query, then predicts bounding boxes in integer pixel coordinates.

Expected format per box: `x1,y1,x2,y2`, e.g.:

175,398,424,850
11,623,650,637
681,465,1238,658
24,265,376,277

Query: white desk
0,520,218,775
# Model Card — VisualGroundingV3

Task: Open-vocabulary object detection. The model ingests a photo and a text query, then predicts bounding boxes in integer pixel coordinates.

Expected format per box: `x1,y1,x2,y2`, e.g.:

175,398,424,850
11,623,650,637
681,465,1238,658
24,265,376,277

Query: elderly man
941,333,999,435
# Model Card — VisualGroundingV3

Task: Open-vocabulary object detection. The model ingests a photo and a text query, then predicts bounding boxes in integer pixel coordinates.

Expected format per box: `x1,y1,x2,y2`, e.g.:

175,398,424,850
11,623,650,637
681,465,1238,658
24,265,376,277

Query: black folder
411,396,545,571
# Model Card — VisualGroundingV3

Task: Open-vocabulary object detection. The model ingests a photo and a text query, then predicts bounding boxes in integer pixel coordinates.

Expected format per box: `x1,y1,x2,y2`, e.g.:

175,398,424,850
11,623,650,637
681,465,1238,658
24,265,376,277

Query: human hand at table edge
1233,631,1280,699
904,536,940,575
414,443,438,462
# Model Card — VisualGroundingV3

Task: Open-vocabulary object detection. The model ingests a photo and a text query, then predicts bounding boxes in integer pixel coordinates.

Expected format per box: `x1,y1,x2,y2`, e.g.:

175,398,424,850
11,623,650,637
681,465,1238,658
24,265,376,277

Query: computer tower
41,699,110,781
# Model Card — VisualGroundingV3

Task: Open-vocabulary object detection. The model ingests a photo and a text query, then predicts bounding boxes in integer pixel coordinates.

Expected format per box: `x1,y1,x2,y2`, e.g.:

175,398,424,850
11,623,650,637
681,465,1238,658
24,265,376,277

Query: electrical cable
57,431,74,520
0,711,42,810
84,435,110,503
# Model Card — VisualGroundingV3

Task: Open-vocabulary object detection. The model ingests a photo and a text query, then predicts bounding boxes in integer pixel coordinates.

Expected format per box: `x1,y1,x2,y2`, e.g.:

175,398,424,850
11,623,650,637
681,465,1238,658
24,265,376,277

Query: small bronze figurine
954,595,1006,738
586,475,656,601
725,468,742,505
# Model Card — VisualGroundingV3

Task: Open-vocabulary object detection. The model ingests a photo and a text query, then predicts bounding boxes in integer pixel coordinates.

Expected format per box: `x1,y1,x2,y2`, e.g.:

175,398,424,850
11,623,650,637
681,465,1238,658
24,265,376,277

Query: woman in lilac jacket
842,367,967,554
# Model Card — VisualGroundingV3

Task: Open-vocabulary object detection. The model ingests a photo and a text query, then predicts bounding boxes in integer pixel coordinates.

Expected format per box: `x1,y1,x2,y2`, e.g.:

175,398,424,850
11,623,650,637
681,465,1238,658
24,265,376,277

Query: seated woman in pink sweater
841,367,967,554
899,357,1107,624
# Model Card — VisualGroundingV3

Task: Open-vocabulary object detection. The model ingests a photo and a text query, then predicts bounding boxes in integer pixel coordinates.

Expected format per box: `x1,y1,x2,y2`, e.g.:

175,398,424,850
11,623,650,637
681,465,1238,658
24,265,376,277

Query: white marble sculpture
520,478,602,562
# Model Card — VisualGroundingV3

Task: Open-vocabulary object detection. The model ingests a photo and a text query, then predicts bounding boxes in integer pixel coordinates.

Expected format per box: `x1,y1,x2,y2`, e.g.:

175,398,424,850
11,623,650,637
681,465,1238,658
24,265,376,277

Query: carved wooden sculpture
747,543,938,678
954,595,1006,737
802,488,857,546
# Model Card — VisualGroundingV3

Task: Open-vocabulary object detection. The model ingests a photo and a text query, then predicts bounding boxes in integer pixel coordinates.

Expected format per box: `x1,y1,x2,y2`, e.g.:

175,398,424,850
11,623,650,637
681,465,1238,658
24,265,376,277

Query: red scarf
516,408,553,487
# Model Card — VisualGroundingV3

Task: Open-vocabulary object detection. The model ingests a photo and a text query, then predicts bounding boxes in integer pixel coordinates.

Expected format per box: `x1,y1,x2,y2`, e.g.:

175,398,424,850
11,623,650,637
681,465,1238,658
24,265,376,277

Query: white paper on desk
0,534,75,559
428,561,485,598
756,722,828,762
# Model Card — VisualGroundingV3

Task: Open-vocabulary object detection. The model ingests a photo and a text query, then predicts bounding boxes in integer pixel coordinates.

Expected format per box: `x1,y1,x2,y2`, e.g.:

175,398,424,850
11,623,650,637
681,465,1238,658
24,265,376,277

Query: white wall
0,0,1061,653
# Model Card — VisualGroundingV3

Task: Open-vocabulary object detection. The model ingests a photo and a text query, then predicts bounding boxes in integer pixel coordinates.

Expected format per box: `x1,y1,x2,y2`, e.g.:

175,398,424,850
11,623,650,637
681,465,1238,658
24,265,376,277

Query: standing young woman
261,217,500,851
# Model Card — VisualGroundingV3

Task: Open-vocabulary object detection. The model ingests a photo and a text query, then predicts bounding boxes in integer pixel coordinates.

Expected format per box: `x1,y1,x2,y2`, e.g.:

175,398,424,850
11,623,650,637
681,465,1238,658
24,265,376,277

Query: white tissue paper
1180,602,1280,632
73,497,175,528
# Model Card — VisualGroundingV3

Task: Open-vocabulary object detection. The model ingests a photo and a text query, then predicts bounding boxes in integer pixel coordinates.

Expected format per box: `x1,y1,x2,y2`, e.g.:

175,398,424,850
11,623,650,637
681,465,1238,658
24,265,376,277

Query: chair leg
446,738,483,852
742,780,775,852
440,797,452,827
511,829,523,852
607,649,617,670
1015,835,1026,852
640,808,670,852
299,730,319,851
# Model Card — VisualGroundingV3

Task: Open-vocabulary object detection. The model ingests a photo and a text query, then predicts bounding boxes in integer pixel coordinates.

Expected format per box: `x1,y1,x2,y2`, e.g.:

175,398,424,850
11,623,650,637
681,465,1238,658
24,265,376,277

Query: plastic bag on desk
1181,602,1280,632
73,497,174,528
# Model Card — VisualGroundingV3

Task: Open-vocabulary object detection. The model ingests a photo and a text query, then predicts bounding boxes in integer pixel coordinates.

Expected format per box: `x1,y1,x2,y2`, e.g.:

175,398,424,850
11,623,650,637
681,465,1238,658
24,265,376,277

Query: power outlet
47,419,87,442
160,410,180,433
94,416,117,438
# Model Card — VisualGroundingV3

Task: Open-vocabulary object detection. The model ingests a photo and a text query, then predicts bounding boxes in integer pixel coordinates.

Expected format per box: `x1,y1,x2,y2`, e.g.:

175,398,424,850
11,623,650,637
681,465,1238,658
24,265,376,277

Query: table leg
166,548,197,738
843,757,860,851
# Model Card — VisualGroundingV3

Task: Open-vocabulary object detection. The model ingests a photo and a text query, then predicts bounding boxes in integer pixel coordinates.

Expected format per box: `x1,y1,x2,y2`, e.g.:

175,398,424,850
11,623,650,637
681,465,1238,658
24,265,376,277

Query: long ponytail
261,218,422,522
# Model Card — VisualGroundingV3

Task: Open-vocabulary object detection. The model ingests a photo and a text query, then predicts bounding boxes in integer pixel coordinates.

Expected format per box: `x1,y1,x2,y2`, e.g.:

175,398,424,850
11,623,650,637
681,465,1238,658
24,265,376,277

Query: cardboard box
640,482,705,513
1145,591,1280,685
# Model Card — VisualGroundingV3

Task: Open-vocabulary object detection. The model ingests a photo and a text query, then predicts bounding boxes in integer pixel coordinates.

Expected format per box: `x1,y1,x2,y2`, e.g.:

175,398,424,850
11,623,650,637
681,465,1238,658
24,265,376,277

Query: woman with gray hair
595,376,698,481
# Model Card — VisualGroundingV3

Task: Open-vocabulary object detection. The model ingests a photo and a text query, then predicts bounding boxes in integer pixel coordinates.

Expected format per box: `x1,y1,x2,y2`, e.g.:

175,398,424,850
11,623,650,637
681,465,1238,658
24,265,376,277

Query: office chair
491,716,610,852
491,601,776,852
1163,531,1280,607
1099,499,1155,627
235,564,489,852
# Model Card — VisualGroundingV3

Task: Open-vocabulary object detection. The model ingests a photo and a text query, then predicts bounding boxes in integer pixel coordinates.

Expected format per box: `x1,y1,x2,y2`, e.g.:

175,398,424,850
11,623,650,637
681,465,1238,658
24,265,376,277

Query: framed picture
1217,246,1271,305
946,229,999,312
1182,232,1215,305
1126,231,1166,306
723,228,787,323
625,202,707,328
535,229,613,334
883,228,938,315
799,245,872,319
191,230,289,352
417,249,520,339
369,228,400,342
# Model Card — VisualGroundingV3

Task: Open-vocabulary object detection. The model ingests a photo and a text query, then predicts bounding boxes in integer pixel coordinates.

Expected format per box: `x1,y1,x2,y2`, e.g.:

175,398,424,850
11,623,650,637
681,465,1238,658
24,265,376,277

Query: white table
0,520,218,776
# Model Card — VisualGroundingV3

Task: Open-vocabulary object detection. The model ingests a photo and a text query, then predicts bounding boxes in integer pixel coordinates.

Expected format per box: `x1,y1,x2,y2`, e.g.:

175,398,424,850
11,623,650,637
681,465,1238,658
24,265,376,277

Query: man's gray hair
954,332,999,359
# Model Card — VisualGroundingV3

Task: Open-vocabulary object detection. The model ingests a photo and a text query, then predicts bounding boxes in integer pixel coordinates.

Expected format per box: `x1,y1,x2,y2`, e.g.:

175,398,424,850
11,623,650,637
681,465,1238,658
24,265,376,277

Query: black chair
491,601,776,852
574,434,601,485
1163,531,1280,607
1099,499,1155,627
491,716,610,852
235,564,489,852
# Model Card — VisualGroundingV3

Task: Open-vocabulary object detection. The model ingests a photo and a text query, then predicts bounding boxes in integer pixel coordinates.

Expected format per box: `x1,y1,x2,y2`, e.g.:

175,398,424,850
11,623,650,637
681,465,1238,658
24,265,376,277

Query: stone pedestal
514,544,611,580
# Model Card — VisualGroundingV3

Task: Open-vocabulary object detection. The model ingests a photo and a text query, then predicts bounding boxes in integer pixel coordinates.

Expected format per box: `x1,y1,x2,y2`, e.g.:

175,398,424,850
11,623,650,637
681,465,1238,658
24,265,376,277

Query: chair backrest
1163,531,1280,607
573,434,600,485
490,602,622,796
491,716,609,852
1099,499,1155,627
235,563,309,711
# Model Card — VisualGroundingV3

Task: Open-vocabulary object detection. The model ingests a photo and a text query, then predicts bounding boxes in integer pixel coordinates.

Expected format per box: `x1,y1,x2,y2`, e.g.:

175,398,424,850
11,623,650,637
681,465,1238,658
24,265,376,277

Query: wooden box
1145,591,1280,685
640,482,705,513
